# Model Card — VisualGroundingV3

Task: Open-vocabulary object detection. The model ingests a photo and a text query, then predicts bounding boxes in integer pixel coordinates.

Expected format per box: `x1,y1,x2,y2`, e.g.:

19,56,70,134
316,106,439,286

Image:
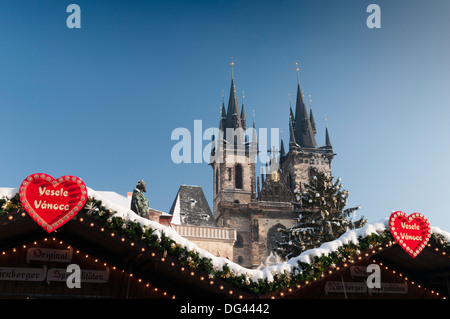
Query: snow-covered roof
2,186,450,288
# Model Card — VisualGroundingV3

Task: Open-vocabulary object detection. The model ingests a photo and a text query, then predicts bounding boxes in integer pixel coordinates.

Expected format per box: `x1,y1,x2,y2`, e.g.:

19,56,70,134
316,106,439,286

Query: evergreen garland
0,193,449,297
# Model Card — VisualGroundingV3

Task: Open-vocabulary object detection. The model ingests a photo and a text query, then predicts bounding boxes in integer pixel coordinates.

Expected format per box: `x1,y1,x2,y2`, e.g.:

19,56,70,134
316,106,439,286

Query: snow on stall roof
1,186,450,282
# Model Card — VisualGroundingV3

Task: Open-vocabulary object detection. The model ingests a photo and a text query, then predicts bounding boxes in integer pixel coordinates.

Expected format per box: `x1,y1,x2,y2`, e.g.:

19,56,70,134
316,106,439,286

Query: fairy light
0,238,176,299
368,259,447,299
10,200,449,300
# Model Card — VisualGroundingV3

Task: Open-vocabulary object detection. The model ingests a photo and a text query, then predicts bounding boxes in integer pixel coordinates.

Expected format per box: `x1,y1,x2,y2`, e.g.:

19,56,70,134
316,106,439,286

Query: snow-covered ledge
2,186,450,284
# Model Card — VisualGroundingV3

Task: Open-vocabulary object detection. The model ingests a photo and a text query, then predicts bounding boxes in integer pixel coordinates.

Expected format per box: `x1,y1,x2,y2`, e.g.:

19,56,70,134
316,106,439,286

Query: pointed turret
293,66,316,148
308,95,316,135
280,135,286,157
240,103,247,130
289,113,297,148
249,112,259,159
219,101,227,131
225,78,242,130
325,125,332,148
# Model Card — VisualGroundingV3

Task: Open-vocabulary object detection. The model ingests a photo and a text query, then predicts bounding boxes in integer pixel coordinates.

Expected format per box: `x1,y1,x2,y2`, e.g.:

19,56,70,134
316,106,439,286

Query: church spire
240,90,247,130
280,129,286,156
289,112,297,148
325,117,332,148
225,59,243,131
249,109,258,159
308,95,317,135
293,63,316,148
219,90,227,131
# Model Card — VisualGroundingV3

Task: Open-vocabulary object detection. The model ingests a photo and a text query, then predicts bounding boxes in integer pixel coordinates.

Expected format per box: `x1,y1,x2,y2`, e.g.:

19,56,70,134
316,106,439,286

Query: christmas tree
276,170,367,259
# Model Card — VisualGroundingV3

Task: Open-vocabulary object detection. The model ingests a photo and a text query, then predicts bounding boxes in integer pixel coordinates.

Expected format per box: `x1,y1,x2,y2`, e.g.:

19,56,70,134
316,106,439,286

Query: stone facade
210,73,335,268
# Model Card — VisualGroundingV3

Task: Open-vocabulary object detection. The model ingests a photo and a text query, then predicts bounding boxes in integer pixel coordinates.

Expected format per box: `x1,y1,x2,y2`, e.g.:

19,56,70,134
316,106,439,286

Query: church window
235,164,243,189
234,234,244,248
228,168,232,181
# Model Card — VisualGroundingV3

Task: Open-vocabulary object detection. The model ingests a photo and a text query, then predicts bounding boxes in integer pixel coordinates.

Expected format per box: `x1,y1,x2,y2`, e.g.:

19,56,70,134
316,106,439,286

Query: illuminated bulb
219,285,224,290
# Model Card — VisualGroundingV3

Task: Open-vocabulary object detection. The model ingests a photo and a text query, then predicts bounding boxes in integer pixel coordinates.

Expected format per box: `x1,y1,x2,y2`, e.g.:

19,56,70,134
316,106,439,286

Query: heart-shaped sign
389,211,431,258
19,173,88,233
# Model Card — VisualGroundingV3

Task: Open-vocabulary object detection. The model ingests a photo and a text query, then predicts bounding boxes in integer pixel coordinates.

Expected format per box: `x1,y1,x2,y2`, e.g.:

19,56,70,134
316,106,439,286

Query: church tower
280,64,335,193
209,61,335,268
211,62,257,221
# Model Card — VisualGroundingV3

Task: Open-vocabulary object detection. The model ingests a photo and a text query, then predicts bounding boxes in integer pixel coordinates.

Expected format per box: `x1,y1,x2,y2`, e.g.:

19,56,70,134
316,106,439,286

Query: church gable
169,185,216,227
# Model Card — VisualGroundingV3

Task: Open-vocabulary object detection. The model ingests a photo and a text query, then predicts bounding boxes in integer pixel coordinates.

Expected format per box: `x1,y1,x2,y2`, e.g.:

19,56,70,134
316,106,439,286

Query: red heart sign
19,173,88,233
389,211,431,258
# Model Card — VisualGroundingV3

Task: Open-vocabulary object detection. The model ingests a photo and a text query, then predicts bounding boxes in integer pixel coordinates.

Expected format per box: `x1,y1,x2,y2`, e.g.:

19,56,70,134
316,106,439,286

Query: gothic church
209,67,335,268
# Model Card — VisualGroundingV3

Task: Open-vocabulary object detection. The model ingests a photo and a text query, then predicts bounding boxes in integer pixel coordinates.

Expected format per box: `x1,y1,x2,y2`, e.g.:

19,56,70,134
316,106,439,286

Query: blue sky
1,0,449,231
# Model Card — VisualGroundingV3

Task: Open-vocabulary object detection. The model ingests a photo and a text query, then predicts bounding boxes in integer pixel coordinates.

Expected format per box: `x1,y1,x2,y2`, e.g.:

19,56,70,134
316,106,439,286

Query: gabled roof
1,187,449,299
168,185,216,227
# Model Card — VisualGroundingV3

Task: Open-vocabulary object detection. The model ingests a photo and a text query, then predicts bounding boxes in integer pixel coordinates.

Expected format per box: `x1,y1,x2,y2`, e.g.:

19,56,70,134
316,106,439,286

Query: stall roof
1,187,449,299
